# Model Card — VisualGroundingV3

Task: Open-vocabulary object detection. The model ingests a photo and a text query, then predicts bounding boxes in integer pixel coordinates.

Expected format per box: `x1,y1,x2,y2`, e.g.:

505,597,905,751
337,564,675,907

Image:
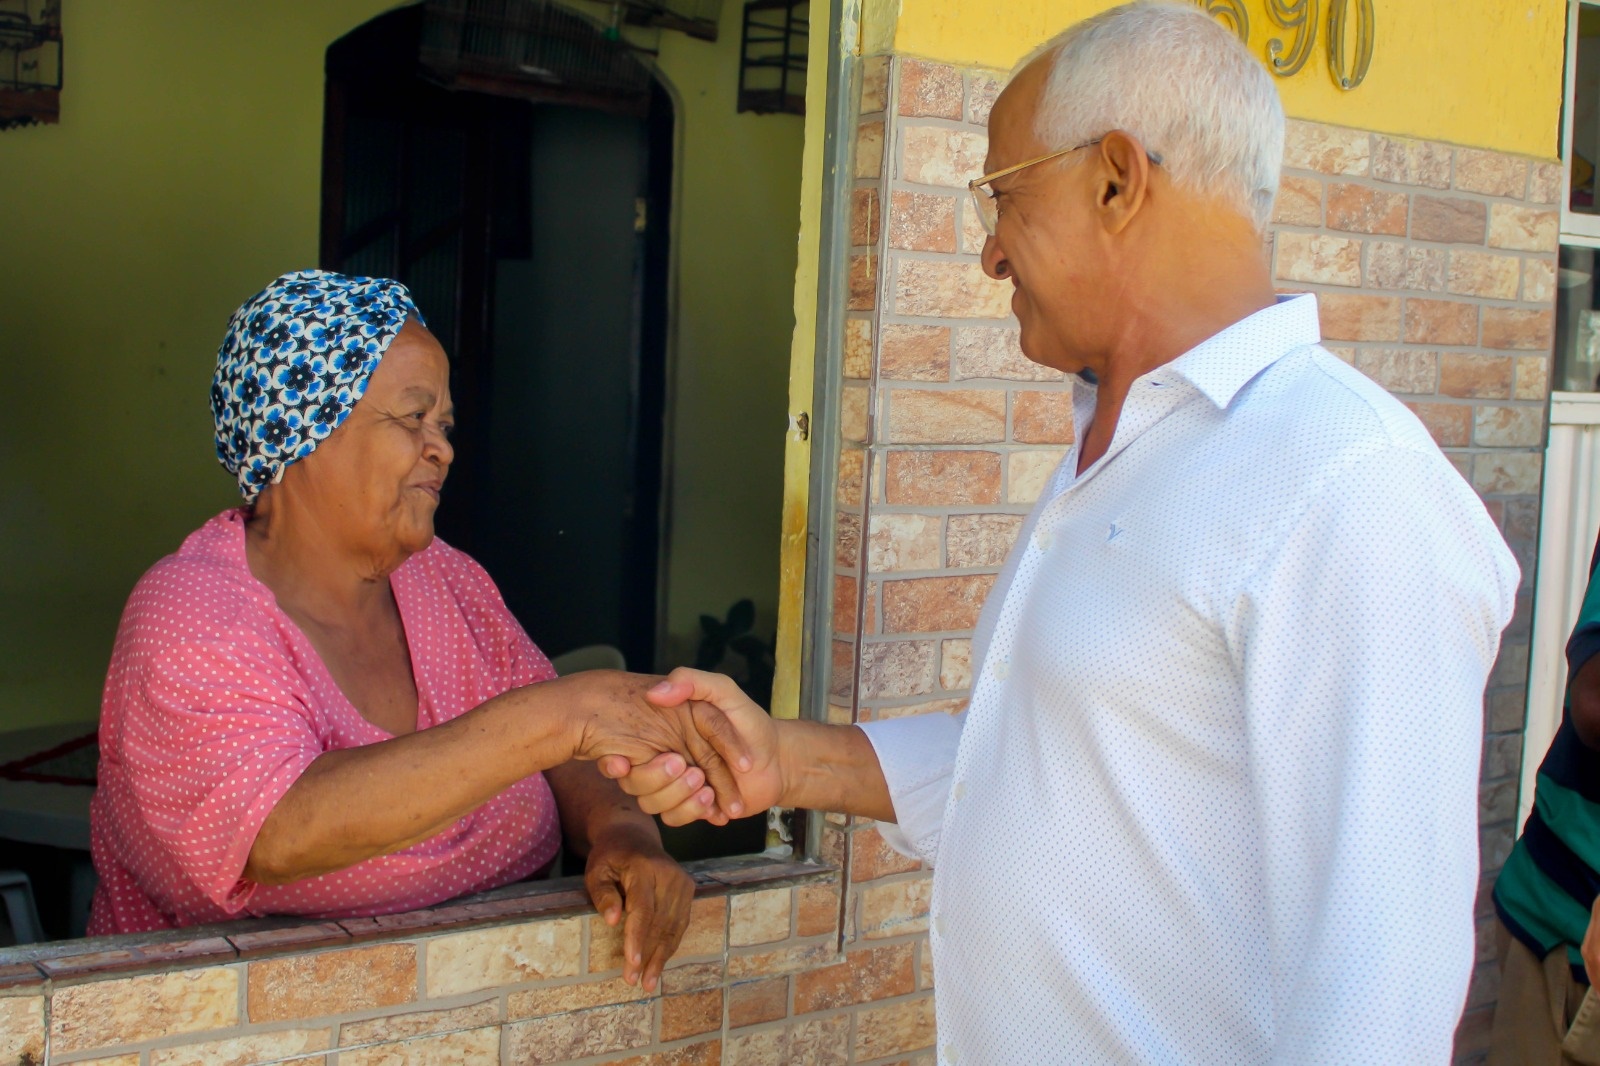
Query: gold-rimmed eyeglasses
967,138,1164,236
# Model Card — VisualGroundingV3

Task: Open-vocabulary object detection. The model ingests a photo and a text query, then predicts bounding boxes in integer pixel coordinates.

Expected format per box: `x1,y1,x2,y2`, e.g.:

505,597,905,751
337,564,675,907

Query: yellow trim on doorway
771,0,834,721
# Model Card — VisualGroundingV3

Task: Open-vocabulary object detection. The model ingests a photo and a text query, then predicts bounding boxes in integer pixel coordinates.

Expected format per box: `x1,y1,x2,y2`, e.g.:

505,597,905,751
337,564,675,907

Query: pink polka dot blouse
88,509,562,935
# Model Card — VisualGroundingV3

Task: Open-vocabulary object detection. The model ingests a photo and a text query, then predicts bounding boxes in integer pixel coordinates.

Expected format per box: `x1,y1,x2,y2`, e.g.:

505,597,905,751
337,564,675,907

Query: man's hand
583,822,695,993
561,670,753,819
598,669,785,826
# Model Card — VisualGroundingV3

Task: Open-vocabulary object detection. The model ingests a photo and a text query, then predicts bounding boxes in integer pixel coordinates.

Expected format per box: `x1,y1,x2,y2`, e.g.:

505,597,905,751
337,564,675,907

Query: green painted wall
655,2,803,670
0,1,801,728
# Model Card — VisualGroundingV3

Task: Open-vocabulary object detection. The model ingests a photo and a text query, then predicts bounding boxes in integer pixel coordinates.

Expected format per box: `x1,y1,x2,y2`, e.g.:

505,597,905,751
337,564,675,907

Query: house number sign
1196,0,1375,90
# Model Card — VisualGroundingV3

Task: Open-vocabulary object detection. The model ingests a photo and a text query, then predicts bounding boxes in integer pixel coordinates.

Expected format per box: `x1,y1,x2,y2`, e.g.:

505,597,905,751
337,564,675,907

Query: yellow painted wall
0,0,394,730
0,1,801,728
887,0,1566,159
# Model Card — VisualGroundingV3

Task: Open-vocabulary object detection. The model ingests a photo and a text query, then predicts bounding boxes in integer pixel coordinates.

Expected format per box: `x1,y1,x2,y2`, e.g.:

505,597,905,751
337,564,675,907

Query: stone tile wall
0,860,940,1064
834,55,1559,1066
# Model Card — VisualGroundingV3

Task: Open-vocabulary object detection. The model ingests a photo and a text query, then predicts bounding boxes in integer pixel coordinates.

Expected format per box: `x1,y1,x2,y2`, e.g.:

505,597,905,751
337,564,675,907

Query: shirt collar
1160,294,1321,409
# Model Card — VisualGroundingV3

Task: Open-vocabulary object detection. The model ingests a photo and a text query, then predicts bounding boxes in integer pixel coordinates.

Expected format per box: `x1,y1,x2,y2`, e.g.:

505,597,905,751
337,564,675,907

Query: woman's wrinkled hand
584,822,695,992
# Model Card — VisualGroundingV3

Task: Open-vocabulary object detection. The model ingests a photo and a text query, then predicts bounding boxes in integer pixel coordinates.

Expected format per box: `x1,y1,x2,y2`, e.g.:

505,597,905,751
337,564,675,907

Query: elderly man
615,2,1521,1061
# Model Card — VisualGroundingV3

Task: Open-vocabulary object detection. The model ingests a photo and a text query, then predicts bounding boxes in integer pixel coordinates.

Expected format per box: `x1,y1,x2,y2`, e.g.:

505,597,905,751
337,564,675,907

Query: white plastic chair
0,869,43,945
549,644,627,677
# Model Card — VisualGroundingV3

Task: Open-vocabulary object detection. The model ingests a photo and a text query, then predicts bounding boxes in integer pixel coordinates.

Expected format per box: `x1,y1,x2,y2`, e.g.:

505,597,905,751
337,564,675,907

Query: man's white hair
1022,1,1285,231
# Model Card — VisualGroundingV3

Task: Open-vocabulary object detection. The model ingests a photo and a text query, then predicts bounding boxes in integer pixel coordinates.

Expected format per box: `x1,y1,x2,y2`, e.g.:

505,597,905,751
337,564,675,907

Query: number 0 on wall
1327,0,1375,91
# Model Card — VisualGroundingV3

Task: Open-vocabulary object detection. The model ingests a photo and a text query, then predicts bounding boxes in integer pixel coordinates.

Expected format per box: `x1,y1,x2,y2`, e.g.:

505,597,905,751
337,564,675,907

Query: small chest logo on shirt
1107,523,1124,542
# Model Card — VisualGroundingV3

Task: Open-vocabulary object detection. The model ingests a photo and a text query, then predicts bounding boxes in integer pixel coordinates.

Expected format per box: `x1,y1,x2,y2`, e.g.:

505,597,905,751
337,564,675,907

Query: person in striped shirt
1493,537,1600,1064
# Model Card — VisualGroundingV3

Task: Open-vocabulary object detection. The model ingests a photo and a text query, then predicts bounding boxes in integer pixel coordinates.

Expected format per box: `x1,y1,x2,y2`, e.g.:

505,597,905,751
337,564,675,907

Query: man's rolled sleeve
855,712,965,866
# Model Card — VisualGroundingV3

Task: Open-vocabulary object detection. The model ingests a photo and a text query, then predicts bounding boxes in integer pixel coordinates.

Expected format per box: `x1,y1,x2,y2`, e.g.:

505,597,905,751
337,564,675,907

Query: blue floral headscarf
210,269,424,500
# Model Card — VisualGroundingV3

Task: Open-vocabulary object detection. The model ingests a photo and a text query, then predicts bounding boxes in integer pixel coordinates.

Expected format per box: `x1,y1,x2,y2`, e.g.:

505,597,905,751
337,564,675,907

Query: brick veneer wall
834,55,1559,1066
0,859,939,1064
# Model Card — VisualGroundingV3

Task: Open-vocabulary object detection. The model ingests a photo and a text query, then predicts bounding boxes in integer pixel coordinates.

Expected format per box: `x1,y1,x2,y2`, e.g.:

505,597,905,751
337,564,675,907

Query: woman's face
275,319,455,565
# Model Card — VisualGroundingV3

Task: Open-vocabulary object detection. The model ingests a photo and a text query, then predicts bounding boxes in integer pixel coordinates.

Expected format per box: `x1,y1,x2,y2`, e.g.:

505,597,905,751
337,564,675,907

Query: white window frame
1521,394,1600,828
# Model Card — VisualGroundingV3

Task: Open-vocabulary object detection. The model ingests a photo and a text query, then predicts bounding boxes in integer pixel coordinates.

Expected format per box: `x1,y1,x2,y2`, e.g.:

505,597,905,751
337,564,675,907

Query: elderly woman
89,270,737,990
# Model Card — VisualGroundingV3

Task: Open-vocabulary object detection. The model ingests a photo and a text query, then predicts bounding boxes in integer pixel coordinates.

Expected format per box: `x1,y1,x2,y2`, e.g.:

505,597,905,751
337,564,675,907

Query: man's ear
1093,129,1153,236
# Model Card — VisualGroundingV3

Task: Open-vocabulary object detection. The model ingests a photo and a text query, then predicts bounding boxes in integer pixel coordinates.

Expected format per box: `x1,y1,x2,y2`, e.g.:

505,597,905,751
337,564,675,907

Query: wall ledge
0,855,835,993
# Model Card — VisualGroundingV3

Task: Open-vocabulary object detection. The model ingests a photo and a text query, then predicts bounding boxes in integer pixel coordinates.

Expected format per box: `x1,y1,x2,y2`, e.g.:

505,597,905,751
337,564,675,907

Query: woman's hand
584,822,695,993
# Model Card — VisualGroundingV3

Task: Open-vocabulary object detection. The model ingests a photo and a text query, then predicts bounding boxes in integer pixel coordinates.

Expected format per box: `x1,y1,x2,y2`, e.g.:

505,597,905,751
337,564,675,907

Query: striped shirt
1495,536,1600,981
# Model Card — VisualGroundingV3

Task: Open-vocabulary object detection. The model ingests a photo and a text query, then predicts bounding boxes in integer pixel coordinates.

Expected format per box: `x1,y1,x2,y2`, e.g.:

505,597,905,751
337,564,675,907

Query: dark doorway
321,5,672,671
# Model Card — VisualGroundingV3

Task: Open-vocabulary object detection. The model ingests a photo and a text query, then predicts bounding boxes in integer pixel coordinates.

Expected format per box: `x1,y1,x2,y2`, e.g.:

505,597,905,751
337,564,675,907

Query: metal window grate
738,0,806,115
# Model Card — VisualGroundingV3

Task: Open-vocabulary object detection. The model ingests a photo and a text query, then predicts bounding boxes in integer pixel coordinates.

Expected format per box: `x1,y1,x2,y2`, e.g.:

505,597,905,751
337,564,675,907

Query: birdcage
421,0,658,109
0,0,61,129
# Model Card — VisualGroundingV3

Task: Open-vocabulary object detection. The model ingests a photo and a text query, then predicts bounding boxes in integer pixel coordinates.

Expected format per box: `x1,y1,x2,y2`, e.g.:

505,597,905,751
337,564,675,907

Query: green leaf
699,614,723,637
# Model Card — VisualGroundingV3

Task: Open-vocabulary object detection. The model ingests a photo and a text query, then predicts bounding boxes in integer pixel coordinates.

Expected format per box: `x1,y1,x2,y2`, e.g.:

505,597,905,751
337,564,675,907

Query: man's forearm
775,719,896,823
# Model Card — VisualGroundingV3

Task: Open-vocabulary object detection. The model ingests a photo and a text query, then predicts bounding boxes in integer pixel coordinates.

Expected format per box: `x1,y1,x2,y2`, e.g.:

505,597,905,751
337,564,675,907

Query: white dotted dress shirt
859,295,1520,1064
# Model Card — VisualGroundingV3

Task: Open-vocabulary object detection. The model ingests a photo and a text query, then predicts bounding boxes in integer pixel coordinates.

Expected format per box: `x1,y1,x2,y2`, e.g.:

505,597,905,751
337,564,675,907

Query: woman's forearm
545,758,662,859
244,678,584,885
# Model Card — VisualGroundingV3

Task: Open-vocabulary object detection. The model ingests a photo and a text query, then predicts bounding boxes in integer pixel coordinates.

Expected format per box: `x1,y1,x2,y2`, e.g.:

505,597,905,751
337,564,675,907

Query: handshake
567,668,787,826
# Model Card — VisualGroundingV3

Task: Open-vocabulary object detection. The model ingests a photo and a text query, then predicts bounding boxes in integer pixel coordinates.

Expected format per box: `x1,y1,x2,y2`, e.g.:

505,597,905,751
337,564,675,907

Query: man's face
979,62,1111,374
